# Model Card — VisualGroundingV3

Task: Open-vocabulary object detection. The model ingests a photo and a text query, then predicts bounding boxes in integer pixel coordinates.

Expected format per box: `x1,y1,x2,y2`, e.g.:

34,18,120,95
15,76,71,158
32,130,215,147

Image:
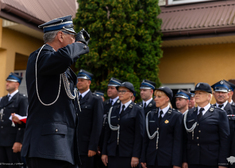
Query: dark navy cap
117,82,135,94
224,80,235,92
211,80,230,93
108,77,122,87
38,15,76,34
195,82,212,93
94,90,104,97
156,86,173,101
140,79,156,90
175,90,191,100
6,72,22,84
190,90,195,98
77,69,93,80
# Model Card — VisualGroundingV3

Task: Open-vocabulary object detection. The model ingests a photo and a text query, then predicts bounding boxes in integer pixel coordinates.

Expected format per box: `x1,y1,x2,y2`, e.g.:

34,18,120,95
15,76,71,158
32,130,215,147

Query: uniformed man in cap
182,82,230,168
175,90,191,114
94,90,105,102
188,91,195,110
97,77,122,168
76,69,103,168
224,80,235,105
22,15,89,168
138,79,156,115
211,80,235,167
0,72,28,168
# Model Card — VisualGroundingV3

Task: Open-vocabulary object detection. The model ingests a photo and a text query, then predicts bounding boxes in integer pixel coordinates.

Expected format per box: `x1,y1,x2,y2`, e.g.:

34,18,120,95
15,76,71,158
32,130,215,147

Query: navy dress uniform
211,80,235,168
141,87,183,168
137,80,156,115
0,73,28,168
76,70,104,168
183,83,230,168
224,80,235,106
102,82,145,168
97,78,122,168
22,15,89,168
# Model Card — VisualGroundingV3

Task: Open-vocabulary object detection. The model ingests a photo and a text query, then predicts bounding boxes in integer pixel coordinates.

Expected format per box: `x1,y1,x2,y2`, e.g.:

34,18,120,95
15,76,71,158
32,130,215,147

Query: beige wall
159,42,235,104
0,20,43,97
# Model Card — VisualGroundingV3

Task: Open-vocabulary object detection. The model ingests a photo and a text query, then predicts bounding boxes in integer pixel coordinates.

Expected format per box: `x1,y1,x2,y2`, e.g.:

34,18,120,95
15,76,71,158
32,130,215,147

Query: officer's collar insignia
149,103,152,107
220,81,223,84
129,104,133,108
168,109,172,114
165,120,169,124
117,100,120,103
194,108,197,112
139,105,142,107
210,108,214,112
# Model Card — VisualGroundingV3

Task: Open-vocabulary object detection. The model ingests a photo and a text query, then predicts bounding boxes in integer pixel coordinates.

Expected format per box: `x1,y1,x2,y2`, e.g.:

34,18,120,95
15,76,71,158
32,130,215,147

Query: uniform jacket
99,99,121,151
102,102,145,158
184,105,230,166
141,108,183,167
22,43,89,165
0,92,28,146
137,99,156,115
76,90,104,155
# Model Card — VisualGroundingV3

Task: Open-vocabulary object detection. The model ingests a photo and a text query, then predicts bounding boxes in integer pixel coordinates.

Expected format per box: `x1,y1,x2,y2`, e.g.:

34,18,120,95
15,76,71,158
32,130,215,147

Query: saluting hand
131,157,139,168
141,162,147,168
101,155,108,166
88,150,96,157
12,142,22,153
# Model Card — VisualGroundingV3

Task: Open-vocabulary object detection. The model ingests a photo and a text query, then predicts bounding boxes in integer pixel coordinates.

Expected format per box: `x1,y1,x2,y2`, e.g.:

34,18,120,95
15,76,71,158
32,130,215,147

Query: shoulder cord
146,111,159,149
35,44,76,106
183,110,197,133
108,106,120,145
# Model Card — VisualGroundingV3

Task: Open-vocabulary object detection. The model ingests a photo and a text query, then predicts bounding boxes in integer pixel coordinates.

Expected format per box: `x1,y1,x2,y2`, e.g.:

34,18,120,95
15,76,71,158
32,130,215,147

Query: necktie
110,100,113,105
120,105,125,114
79,95,82,101
144,102,147,109
159,110,163,123
6,95,10,102
197,108,204,120
218,104,223,108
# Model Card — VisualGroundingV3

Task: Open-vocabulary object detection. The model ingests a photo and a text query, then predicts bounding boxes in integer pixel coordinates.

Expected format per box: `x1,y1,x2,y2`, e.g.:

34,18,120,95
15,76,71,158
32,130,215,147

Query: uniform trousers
80,155,94,168
26,157,78,168
0,146,22,168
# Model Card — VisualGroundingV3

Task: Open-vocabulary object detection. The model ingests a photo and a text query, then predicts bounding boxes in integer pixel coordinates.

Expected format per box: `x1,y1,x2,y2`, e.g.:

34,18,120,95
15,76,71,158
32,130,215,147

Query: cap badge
165,120,169,124
220,81,223,84
197,83,200,87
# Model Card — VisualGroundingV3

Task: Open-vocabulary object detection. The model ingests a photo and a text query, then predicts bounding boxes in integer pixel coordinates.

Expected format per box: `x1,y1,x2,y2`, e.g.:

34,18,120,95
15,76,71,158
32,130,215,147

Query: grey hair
43,30,60,43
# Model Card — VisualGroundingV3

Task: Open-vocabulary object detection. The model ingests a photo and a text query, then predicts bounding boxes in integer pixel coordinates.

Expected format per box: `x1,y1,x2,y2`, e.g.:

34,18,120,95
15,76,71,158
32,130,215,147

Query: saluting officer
175,89,191,115
141,86,183,168
76,69,104,168
0,73,28,168
22,15,89,168
224,80,235,106
211,80,235,167
183,82,230,168
101,82,145,168
97,78,122,168
138,79,156,115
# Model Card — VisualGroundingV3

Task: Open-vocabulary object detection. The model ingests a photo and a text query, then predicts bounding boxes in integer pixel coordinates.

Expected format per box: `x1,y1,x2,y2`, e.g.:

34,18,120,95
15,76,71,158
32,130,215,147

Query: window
168,0,213,5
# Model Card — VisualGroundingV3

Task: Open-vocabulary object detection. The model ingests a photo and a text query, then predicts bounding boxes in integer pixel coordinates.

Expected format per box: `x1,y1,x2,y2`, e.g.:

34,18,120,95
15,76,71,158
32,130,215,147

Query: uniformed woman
101,82,145,168
141,86,183,168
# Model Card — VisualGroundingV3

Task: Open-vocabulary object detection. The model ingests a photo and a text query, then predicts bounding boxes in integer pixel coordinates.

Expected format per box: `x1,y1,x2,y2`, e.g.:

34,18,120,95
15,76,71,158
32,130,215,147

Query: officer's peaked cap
140,79,156,90
156,86,173,101
77,69,93,80
211,80,230,93
117,82,135,94
6,72,22,84
108,77,122,87
38,15,76,34
175,89,191,100
195,82,212,93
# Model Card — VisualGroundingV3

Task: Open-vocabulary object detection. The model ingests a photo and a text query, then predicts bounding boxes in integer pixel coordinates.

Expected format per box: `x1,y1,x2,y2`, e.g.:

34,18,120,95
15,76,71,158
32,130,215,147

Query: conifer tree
74,0,162,99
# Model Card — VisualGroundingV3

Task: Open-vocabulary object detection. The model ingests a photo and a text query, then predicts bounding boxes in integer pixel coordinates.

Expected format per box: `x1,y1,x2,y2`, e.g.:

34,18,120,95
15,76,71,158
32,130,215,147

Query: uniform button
18,128,21,131
197,137,199,139
76,113,78,116
197,124,199,126
199,130,201,133
197,143,200,146
1,126,3,128
55,129,58,132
